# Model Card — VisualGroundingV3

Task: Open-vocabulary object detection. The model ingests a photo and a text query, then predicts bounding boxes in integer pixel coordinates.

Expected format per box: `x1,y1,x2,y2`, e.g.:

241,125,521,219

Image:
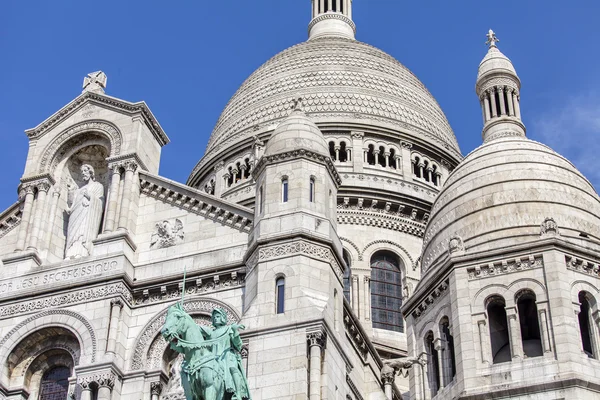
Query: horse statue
161,303,251,400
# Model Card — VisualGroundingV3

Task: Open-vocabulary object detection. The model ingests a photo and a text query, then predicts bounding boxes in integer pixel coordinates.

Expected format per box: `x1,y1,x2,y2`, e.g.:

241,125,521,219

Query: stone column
363,148,368,163
313,0,318,17
307,331,326,400
506,307,523,359
336,0,340,12
150,382,163,400
319,0,325,15
513,91,521,119
363,276,371,321
43,188,61,252
97,373,116,400
498,86,507,115
106,299,123,355
489,89,498,118
418,163,425,179
506,88,515,116
118,161,137,231
374,149,380,166
538,308,552,354
327,0,332,11
351,131,364,172
483,95,491,122
334,146,340,162
347,148,352,162
351,275,359,315
384,151,390,168
476,319,489,364
381,365,394,400
394,155,401,171
15,184,35,251
434,339,445,390
78,377,93,400
27,181,50,251
104,164,122,233
400,142,413,178
232,168,239,184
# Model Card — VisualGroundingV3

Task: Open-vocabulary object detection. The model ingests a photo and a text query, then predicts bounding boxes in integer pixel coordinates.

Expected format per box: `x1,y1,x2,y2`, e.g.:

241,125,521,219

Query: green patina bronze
161,304,251,400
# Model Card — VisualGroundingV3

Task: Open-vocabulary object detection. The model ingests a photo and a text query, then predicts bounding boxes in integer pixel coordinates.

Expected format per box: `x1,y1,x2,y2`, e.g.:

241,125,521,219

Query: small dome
477,46,518,81
263,107,329,157
421,137,600,275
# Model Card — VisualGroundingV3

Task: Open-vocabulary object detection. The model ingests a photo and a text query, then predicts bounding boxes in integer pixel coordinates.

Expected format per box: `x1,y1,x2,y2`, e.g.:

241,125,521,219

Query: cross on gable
82,71,107,94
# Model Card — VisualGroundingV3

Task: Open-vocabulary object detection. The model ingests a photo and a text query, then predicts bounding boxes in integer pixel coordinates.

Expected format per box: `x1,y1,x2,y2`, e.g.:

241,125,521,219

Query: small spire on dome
485,29,500,49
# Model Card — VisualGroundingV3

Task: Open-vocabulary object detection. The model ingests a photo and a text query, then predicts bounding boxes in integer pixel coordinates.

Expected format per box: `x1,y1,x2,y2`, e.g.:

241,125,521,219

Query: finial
292,97,304,112
485,29,499,49
82,71,107,94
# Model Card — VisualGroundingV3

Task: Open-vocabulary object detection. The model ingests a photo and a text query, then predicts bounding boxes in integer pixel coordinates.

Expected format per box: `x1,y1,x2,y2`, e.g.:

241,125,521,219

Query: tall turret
476,30,525,142
309,0,355,40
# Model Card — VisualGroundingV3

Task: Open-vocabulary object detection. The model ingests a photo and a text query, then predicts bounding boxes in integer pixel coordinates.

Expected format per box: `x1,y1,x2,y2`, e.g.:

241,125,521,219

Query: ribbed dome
477,46,518,81
264,108,328,157
421,137,600,274
197,36,460,171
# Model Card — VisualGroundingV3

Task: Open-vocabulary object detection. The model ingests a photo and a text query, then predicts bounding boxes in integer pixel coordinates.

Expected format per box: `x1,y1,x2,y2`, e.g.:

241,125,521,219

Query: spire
475,30,525,143
308,0,356,40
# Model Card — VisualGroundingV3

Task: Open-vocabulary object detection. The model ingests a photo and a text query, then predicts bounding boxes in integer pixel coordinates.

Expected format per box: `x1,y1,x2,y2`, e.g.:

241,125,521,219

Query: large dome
191,36,460,180
421,137,600,275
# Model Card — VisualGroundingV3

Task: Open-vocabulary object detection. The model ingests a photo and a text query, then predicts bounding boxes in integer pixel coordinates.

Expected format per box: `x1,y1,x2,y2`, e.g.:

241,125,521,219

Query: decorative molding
151,381,163,396
26,91,168,146
339,237,361,261
130,298,240,370
38,120,122,173
448,235,465,256
338,212,424,238
361,240,415,266
106,152,148,172
566,255,600,278
410,279,449,321
467,255,543,280
253,148,342,187
78,371,118,389
0,202,21,240
308,13,356,33
343,310,368,360
540,217,560,237
483,129,525,143
139,171,253,233
249,240,343,281
132,272,245,306
346,374,365,400
0,282,132,318
0,309,97,363
307,329,327,349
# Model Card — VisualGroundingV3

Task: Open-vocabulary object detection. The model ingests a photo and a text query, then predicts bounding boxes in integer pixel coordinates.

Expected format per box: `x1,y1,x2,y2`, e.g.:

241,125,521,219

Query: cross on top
485,29,500,48
82,71,107,94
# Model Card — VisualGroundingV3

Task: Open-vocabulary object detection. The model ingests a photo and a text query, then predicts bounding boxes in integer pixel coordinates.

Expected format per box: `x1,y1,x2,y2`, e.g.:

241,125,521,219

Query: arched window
329,141,336,161
425,331,440,396
40,366,70,400
378,146,386,167
516,290,542,358
370,251,403,332
309,177,315,203
276,277,285,314
339,142,348,162
487,296,511,363
342,249,352,302
367,144,375,165
389,148,397,169
413,157,421,178
281,178,289,203
258,186,264,214
579,291,596,358
440,317,456,386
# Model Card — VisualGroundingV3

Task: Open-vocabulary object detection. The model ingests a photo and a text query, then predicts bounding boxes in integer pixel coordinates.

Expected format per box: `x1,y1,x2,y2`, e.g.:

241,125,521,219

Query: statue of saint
161,304,251,400
65,164,105,259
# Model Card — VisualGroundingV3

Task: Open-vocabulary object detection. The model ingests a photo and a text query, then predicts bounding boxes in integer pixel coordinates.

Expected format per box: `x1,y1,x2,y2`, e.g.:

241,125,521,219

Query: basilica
1,1,600,399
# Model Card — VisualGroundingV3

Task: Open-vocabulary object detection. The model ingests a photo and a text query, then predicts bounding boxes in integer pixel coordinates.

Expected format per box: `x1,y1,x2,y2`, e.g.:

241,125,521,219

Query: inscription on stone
0,259,119,294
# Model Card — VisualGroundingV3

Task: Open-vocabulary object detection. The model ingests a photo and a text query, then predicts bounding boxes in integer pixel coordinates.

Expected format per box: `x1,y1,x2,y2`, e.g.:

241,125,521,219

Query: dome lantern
308,0,355,40
476,30,526,143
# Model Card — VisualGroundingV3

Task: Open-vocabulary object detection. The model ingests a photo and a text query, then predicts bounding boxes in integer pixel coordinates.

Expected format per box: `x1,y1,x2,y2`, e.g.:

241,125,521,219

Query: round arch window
370,251,403,332
40,366,70,400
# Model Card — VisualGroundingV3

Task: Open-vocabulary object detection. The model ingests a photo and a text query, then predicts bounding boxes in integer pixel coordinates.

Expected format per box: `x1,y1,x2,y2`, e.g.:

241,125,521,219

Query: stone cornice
106,152,148,172
0,202,21,240
139,171,253,232
343,300,384,369
308,13,357,34
25,91,169,146
252,148,342,188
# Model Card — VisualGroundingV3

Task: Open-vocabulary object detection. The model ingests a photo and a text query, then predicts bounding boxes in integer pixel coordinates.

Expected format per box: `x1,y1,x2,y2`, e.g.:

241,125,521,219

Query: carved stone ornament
150,219,184,249
540,217,560,237
151,381,163,396
448,235,465,255
307,330,327,348
82,71,107,94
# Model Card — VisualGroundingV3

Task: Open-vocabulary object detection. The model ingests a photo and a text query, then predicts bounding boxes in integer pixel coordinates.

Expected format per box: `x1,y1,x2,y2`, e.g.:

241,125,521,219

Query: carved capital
124,160,138,172
307,330,327,349
97,372,116,389
381,364,395,385
78,375,94,390
150,381,163,396
401,141,413,149
350,131,364,139
110,298,124,309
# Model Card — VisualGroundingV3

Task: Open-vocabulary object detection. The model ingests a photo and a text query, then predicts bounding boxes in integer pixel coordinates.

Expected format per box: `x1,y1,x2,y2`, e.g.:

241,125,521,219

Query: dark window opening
367,144,376,165
413,157,421,178
282,179,288,203
494,90,501,116
227,167,234,187
503,90,510,115
276,277,285,314
329,141,336,161
378,146,386,167
423,161,430,182
343,250,352,302
517,291,543,358
488,296,511,363
389,148,397,169
431,166,439,186
579,291,595,358
40,366,70,400
425,331,440,396
440,318,456,385
339,142,348,162
309,178,315,203
371,251,403,332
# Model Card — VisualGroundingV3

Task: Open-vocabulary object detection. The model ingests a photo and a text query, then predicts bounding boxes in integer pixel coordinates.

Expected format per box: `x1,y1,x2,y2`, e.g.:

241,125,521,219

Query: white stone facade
1,4,598,400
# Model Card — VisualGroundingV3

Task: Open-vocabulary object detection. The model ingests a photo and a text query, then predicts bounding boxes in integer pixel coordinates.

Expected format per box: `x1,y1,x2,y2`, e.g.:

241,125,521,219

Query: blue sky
1,1,599,211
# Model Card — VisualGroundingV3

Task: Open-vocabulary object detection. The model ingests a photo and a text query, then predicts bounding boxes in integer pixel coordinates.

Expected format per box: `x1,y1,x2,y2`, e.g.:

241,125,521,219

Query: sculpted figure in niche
151,219,184,249
65,164,105,259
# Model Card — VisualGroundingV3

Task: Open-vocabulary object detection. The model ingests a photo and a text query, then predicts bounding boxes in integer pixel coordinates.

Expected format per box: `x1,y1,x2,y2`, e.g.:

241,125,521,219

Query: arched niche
3,327,79,397
130,298,240,372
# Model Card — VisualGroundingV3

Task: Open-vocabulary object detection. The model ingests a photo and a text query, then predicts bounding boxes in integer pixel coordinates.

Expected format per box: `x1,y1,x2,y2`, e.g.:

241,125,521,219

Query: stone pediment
24,91,169,146
139,172,253,233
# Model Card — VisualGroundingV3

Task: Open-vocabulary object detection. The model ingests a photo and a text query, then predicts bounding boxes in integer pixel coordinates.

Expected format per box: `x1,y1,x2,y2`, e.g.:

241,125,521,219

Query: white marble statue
65,164,105,259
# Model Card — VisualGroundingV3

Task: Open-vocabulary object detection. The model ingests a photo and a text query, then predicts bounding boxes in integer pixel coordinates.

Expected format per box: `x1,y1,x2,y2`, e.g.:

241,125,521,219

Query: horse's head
161,303,193,346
